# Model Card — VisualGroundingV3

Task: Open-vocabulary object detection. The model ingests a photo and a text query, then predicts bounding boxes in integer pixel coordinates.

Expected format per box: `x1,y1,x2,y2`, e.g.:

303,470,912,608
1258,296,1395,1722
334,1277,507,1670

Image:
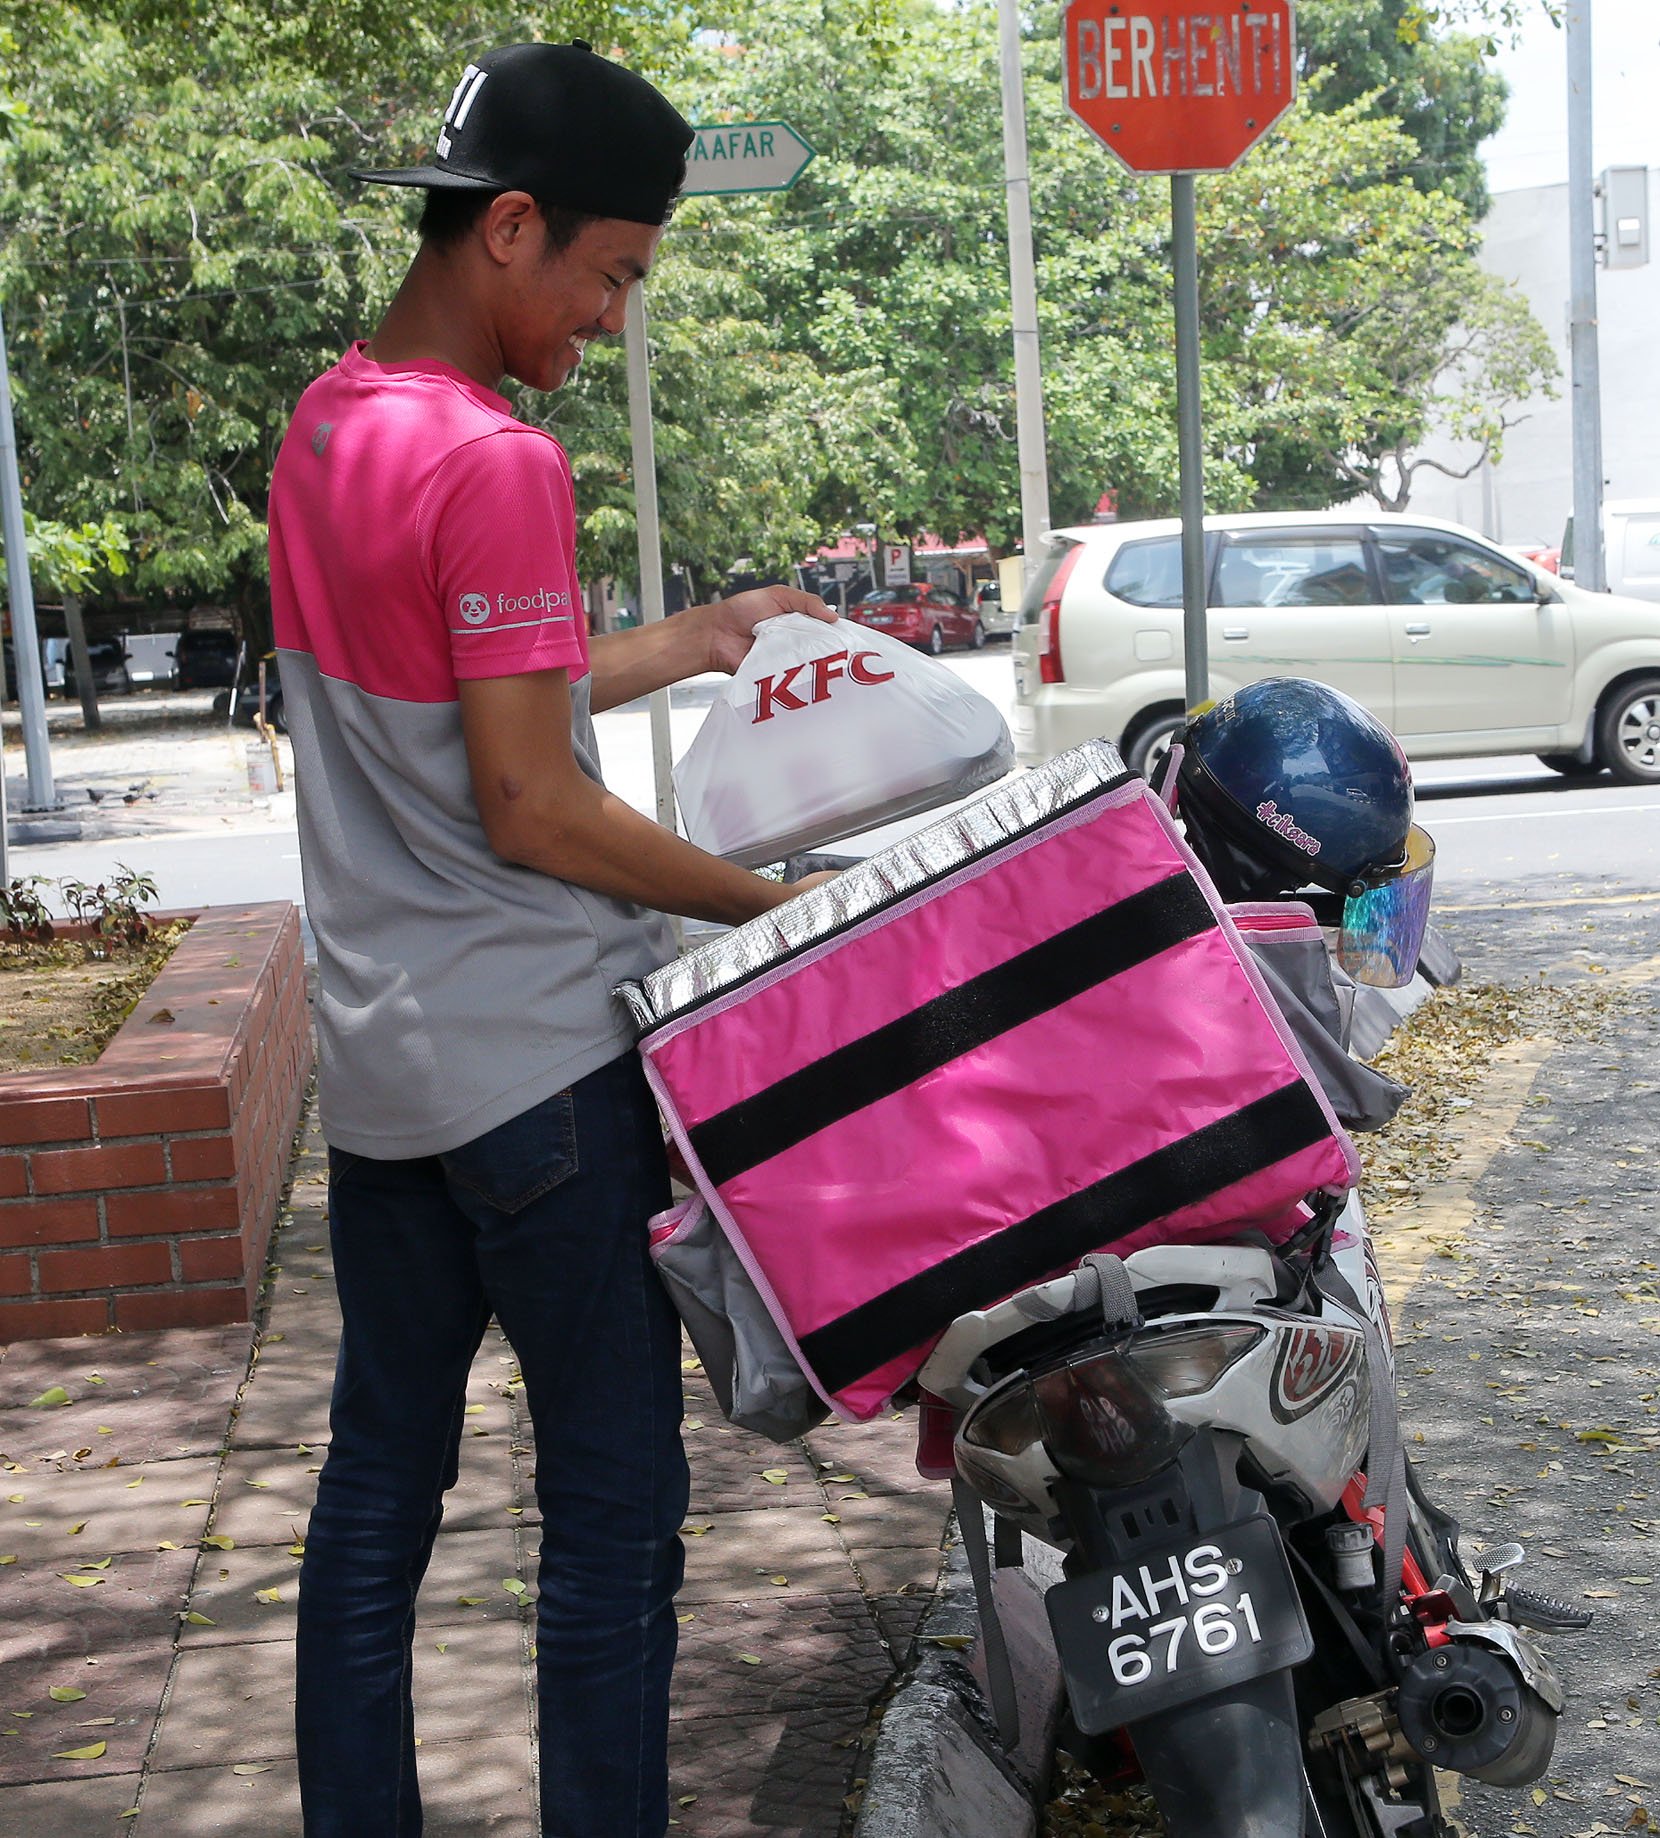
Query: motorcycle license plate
1045,1515,1313,1733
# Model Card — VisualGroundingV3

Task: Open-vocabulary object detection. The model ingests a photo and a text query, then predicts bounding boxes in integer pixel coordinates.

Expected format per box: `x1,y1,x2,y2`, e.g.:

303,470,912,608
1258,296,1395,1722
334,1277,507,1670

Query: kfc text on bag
673,613,1014,866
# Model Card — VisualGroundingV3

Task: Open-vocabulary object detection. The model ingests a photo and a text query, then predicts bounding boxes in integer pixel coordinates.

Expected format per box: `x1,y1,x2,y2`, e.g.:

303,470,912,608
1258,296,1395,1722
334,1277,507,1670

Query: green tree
1298,0,1508,216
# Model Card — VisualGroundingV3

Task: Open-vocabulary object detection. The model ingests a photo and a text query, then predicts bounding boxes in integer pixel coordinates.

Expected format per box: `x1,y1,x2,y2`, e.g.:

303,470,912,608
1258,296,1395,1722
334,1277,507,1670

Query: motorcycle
916,1086,1590,1836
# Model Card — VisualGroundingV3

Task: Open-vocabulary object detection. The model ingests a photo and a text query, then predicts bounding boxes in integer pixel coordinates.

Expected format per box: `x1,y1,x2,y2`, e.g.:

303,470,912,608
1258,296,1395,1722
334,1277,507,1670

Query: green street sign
682,120,816,196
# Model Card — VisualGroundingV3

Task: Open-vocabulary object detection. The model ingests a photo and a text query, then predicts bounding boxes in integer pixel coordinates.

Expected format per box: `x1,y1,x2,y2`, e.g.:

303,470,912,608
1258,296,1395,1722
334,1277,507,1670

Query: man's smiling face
502,212,664,393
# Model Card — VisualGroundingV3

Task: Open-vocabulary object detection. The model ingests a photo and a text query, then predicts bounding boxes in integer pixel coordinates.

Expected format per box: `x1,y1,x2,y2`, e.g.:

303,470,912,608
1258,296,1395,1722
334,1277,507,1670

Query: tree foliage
1298,0,1509,216
0,0,1556,627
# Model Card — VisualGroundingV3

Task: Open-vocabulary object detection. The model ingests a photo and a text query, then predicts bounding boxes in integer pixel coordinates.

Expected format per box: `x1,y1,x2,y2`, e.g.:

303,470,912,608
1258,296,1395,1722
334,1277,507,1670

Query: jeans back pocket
440,1091,579,1214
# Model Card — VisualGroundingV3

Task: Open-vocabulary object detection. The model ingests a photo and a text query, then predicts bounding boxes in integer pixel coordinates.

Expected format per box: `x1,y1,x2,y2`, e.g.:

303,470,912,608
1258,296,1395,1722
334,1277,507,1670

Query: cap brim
349,166,500,190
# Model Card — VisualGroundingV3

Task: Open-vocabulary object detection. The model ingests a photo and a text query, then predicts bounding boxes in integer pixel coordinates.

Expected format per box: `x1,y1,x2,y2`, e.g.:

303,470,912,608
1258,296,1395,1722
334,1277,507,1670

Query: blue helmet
1175,678,1412,897
1174,679,1435,986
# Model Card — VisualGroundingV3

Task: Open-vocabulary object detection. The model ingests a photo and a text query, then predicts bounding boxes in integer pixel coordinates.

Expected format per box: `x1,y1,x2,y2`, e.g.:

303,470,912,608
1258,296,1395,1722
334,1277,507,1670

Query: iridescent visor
1338,824,1436,988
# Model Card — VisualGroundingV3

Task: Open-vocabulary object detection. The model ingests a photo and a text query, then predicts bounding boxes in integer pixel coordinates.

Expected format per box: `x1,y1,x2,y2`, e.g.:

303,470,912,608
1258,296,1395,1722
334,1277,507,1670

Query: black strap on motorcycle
952,1478,1022,1750
1078,1251,1142,1335
1317,1261,1408,1629
951,1253,1141,1754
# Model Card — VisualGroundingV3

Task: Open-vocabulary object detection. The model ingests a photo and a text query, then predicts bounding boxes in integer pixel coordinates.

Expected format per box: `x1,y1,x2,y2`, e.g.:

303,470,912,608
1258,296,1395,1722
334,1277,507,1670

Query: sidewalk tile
818,1483,950,1555
0,1771,144,1836
801,1419,928,1497
0,1548,198,1665
681,1427,820,1515
149,1618,524,1773
668,1712,854,1838
0,1643,173,1787
0,1326,249,1465
135,1734,533,1836
844,1543,946,1598
676,1507,858,1604
179,1525,526,1645
670,1593,891,1717
224,1321,339,1450
0,1456,219,1563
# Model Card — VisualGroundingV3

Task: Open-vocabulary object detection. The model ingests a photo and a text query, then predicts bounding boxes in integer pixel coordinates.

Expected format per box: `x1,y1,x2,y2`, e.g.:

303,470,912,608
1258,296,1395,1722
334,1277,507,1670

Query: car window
1213,536,1376,608
1373,531,1536,606
1104,534,1227,608
1106,536,1186,608
861,586,920,605
931,587,965,608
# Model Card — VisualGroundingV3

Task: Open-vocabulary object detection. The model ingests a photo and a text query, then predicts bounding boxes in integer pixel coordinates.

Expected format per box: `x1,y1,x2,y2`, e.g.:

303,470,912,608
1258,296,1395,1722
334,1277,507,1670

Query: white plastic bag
673,613,1015,866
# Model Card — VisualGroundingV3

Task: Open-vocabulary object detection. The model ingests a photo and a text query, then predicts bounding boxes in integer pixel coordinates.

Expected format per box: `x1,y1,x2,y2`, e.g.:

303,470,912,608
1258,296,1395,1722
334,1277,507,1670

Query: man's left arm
586,585,836,713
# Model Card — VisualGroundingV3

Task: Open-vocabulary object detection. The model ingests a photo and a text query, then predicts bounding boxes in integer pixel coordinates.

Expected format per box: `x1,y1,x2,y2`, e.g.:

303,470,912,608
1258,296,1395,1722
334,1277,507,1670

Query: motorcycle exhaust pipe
1396,1642,1558,1785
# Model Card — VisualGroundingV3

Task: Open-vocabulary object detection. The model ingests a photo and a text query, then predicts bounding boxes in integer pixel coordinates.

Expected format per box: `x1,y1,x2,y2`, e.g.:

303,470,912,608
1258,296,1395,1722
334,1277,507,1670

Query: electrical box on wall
1601,165,1650,270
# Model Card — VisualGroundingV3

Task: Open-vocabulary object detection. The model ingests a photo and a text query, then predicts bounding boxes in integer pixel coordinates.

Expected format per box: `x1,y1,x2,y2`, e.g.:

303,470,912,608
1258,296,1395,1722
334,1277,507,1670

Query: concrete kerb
854,1525,1065,1838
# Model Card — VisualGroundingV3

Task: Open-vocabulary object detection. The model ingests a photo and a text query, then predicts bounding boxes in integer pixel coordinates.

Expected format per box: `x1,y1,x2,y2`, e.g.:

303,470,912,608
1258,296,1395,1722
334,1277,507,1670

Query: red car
845,583,988,654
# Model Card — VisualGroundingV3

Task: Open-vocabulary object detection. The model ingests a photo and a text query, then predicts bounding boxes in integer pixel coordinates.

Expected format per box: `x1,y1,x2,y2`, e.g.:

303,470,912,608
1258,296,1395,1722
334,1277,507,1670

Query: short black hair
417,188,600,255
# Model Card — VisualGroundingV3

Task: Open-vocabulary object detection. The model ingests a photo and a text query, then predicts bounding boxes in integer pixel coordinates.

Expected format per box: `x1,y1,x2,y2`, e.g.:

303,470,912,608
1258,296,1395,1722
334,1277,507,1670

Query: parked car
845,582,988,653
973,581,1019,640
173,629,241,691
1011,510,1660,784
122,632,182,688
61,639,132,700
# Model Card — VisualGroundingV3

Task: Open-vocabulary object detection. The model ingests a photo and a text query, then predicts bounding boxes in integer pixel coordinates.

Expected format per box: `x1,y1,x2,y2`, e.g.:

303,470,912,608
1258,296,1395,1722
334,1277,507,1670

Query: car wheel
928,625,945,656
971,619,987,649
1595,675,1660,785
267,697,287,737
1535,752,1601,777
1124,711,1186,783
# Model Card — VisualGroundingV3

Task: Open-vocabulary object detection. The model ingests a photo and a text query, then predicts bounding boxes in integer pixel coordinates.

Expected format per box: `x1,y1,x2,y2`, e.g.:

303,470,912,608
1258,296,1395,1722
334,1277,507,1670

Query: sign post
1062,1,1295,714
623,120,815,837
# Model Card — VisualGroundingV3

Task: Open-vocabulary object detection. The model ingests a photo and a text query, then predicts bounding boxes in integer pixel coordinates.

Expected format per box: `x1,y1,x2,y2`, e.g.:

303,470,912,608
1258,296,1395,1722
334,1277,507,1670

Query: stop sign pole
1062,1,1296,715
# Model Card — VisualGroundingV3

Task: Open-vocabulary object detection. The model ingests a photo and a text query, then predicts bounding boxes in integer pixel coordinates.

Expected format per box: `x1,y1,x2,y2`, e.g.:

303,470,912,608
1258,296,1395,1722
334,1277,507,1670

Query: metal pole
623,286,677,835
1171,175,1208,709
1566,0,1606,592
0,299,56,809
997,0,1052,589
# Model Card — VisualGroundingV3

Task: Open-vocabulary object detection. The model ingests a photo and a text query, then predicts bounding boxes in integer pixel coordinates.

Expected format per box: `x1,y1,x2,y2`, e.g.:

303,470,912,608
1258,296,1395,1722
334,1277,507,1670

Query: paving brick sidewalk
0,1103,953,1836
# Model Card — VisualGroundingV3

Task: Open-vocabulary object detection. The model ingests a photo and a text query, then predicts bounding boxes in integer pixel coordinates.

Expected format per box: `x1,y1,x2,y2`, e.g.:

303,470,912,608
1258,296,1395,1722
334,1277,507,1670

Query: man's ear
482,191,539,267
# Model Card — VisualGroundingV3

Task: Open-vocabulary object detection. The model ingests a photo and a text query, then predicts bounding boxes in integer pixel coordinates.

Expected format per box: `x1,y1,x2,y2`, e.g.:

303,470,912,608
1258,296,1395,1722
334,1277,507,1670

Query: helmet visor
1337,825,1435,988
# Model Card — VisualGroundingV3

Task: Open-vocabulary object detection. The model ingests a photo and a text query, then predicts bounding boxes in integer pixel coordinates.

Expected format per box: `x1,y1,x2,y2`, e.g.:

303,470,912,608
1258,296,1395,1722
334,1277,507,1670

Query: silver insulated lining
619,739,1130,1029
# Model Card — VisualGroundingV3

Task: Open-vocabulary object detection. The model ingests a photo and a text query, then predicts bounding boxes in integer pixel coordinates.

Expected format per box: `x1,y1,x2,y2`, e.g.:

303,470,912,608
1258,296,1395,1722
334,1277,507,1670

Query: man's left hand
700,586,836,675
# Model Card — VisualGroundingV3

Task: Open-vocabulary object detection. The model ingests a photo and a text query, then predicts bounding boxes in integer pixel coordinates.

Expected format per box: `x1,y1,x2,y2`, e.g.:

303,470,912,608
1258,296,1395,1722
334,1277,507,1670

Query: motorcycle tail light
1031,1347,1191,1489
959,1381,1045,1460
1124,1322,1265,1398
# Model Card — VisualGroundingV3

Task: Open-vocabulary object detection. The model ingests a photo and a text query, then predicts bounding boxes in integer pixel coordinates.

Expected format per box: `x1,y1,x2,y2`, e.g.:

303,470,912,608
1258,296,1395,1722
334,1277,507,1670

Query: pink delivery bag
621,741,1359,1422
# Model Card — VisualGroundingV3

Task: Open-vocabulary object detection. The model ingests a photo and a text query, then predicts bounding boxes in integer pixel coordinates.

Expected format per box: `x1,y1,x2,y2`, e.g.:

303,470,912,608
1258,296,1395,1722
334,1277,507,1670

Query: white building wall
1405,169,1660,548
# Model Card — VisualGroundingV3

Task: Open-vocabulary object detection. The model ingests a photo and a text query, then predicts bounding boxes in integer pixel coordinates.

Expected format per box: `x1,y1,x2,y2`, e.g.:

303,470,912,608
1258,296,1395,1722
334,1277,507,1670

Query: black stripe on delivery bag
685,871,1217,1189
798,1082,1332,1396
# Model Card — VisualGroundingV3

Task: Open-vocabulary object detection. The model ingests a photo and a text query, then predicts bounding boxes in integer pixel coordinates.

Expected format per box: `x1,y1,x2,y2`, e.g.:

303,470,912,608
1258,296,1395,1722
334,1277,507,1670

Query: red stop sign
1062,0,1297,174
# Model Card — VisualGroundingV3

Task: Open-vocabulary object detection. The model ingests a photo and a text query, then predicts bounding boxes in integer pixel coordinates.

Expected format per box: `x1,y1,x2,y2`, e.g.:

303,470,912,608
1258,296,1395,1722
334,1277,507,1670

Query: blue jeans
295,1052,689,1838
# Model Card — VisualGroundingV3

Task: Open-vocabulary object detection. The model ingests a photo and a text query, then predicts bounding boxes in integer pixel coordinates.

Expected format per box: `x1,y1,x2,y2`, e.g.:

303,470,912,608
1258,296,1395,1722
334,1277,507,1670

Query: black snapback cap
352,41,694,226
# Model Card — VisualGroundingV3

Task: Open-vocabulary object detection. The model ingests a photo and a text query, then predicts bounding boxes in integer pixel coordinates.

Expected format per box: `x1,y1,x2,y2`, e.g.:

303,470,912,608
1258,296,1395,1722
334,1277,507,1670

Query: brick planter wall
0,903,312,1341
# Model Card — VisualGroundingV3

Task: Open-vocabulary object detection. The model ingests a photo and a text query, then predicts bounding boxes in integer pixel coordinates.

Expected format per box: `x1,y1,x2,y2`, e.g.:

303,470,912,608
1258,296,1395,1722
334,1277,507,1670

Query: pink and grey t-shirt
269,342,674,1158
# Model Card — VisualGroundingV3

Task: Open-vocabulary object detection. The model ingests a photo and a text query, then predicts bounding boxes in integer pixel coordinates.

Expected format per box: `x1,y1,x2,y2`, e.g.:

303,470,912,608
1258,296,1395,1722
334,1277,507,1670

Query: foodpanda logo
495,586,571,615
458,592,491,626
753,650,895,723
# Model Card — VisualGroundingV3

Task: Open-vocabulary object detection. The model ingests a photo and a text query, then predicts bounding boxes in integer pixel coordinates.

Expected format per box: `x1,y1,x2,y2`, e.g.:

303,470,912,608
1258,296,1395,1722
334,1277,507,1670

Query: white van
1562,501,1660,604
1011,510,1660,784
120,632,182,687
